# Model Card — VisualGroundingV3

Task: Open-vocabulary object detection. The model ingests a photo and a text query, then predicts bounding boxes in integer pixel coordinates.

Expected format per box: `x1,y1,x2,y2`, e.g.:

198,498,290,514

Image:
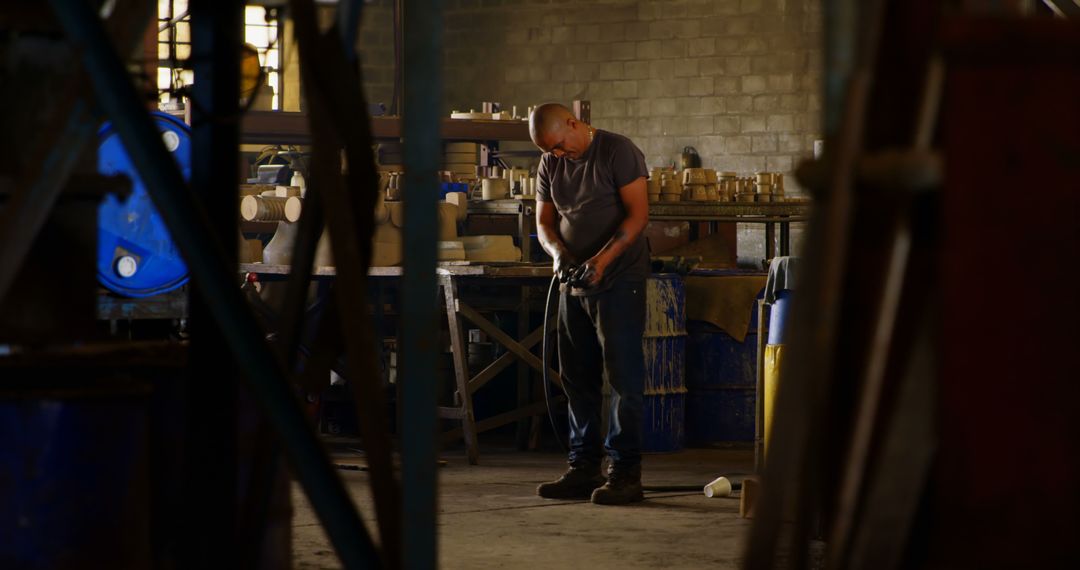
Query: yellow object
240,43,262,101
763,343,784,458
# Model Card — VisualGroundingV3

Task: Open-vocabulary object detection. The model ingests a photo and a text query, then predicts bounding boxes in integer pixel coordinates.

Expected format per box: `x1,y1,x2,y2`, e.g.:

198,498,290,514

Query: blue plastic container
686,327,758,389
97,112,190,297
685,381,756,443
641,274,687,452
685,323,758,443
0,396,151,567
768,289,794,344
439,182,469,199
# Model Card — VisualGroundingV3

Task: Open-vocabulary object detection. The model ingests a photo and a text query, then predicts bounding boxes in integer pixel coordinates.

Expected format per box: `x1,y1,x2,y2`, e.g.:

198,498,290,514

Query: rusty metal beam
289,0,402,567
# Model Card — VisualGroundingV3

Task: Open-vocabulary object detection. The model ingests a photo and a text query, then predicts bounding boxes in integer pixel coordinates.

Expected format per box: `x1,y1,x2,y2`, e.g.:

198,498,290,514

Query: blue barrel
0,391,151,567
685,281,764,444
641,274,687,452
97,112,190,297
768,289,794,344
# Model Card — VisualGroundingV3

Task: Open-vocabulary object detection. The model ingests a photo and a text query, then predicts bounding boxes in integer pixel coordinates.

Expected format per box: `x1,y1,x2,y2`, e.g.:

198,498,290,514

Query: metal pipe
401,0,442,565
755,299,767,473
184,0,242,563
824,0,858,136
337,0,363,64
46,2,379,567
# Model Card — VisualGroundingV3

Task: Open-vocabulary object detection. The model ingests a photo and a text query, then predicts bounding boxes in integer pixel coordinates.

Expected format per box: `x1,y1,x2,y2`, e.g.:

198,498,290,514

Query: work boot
590,464,643,505
536,464,605,500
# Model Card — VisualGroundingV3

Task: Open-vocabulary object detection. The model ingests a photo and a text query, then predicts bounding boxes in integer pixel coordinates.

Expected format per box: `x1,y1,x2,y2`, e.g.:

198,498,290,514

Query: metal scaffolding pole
401,0,443,567
182,0,242,564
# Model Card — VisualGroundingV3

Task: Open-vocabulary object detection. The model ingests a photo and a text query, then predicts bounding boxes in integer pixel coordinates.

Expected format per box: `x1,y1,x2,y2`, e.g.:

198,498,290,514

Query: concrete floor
292,443,754,569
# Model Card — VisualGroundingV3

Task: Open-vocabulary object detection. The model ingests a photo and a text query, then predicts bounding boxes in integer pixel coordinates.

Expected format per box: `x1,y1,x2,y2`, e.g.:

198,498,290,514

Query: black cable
541,274,568,453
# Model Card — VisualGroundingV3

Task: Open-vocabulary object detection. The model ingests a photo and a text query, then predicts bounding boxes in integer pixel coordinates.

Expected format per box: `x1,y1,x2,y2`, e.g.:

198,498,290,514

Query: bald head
529,103,575,142
529,103,593,159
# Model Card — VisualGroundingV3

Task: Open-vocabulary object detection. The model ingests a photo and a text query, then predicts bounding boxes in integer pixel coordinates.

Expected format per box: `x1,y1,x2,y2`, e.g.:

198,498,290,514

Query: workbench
240,262,558,465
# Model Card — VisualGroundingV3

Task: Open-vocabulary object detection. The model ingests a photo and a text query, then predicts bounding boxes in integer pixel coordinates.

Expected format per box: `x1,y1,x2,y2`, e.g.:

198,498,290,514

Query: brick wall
351,0,819,259
353,0,822,189
439,0,823,194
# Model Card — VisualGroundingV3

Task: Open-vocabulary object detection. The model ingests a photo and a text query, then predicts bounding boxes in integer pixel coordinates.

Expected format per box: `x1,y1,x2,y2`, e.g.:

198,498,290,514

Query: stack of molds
443,142,480,178
657,167,683,202
681,168,720,202
753,172,785,202
461,235,521,262
371,200,464,265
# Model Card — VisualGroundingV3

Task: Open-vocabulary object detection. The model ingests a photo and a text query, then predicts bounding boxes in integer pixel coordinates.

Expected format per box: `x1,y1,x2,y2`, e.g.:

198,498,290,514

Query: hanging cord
541,273,569,453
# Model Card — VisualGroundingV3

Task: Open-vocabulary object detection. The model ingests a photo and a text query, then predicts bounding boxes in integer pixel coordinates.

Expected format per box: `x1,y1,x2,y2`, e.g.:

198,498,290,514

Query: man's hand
554,253,578,283
577,255,609,288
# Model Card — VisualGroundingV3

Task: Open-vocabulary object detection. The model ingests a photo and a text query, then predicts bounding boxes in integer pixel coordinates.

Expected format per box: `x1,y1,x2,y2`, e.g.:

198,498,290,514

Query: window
156,1,283,110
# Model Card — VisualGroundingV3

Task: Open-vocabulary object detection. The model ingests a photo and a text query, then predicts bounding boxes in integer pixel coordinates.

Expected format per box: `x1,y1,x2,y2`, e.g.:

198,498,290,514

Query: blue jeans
558,279,646,469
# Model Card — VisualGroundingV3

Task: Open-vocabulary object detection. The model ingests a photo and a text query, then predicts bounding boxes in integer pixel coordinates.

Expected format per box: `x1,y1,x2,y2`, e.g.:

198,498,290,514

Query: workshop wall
352,0,822,192
440,0,823,193
351,0,818,261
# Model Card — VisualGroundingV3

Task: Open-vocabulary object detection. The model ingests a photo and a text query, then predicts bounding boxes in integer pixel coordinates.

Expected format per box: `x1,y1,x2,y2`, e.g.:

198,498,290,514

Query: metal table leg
780,220,791,256
515,288,530,449
765,222,776,261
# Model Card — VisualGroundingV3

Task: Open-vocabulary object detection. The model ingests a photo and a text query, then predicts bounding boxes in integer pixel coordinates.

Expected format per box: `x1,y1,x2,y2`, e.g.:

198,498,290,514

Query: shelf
239,262,552,279
462,198,810,222
648,200,811,221
240,111,532,146
97,289,187,320
466,199,533,216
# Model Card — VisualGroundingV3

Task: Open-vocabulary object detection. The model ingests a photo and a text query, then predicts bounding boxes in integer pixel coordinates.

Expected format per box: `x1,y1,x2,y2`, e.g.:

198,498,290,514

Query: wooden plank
740,476,760,519
436,406,465,419
465,321,551,393
456,301,561,384
96,290,188,320
441,277,480,465
440,396,564,442
238,263,492,278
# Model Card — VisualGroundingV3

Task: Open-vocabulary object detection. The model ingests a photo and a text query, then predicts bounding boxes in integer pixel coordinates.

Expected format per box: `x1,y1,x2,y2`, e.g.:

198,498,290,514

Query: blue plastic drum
641,274,688,453
768,290,793,344
96,112,190,297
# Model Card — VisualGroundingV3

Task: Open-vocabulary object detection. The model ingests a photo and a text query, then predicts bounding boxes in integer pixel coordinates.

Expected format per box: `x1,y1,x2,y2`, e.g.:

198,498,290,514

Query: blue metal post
337,0,364,64
824,0,858,136
401,0,443,566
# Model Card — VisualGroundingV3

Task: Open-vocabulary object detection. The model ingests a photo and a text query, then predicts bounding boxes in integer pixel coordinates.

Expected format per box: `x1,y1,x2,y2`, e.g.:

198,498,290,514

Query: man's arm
581,176,649,287
536,199,576,280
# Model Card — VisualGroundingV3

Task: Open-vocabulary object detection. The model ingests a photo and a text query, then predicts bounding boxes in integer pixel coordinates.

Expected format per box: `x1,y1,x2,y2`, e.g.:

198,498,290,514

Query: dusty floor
292,442,754,569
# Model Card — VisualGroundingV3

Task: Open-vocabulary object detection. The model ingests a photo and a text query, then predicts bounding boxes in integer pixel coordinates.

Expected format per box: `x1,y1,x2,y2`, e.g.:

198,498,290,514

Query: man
530,103,650,505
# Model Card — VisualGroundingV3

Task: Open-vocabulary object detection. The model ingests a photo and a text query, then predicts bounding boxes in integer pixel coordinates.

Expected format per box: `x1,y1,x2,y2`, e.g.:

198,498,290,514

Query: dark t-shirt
536,129,649,295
